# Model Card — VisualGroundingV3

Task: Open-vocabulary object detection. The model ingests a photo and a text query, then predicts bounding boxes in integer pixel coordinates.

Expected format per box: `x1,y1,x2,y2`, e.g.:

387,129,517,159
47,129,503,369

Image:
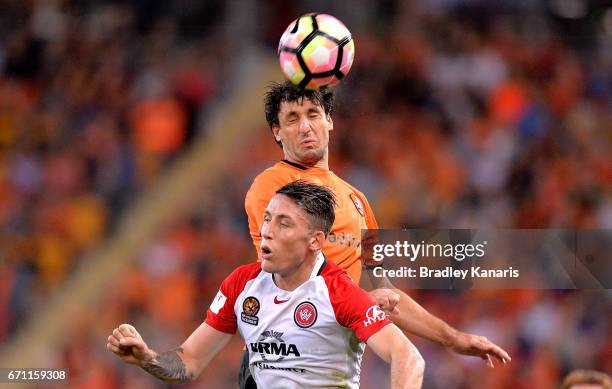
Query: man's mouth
261,245,272,259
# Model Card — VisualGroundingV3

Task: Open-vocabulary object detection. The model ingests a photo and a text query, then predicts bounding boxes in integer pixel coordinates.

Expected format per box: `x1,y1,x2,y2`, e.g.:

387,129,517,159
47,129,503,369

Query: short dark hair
276,180,336,236
264,81,334,146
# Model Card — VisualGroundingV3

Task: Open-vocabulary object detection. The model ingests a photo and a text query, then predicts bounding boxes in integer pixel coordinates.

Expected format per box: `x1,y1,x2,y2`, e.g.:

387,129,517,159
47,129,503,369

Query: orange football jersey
245,160,378,282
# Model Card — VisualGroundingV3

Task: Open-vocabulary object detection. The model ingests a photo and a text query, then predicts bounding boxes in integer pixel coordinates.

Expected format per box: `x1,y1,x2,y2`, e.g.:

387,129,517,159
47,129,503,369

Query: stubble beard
297,147,325,166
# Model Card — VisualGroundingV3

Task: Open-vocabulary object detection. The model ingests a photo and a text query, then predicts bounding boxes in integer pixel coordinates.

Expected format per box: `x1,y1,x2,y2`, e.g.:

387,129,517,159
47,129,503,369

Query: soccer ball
278,13,355,90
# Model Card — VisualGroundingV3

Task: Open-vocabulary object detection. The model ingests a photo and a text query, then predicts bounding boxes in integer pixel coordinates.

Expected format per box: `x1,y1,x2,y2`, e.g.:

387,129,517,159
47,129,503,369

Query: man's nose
298,118,312,133
261,223,273,240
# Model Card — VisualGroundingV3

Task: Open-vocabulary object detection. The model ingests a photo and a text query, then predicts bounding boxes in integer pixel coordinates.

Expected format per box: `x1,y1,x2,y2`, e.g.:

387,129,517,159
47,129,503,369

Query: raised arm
366,270,511,367
107,322,232,383
367,323,425,389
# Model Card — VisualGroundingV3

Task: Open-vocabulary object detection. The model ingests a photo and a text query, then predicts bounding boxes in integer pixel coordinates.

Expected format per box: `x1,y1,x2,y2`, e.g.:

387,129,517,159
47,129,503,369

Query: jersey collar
281,159,308,170
309,252,327,280
271,252,328,292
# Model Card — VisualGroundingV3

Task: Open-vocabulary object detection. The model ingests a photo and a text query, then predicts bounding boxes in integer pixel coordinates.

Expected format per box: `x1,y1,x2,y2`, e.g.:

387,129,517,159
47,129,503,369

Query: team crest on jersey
294,301,317,328
349,193,365,217
241,296,260,326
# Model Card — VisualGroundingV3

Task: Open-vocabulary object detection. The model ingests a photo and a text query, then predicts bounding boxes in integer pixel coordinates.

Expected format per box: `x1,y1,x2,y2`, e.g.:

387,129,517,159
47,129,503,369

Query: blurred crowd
0,0,224,344
1,1,610,388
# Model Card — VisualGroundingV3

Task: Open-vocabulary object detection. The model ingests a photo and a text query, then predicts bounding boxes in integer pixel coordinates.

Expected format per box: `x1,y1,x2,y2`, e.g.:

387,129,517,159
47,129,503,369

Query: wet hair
264,81,334,146
275,180,336,236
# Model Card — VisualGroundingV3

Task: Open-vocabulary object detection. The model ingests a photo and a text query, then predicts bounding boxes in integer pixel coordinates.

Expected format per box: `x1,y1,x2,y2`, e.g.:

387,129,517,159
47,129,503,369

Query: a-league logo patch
350,193,365,217
241,296,260,326
209,290,227,314
294,301,317,328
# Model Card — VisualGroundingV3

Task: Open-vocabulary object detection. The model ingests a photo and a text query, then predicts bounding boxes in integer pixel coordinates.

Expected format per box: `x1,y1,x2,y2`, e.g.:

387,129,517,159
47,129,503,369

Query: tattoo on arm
141,347,195,383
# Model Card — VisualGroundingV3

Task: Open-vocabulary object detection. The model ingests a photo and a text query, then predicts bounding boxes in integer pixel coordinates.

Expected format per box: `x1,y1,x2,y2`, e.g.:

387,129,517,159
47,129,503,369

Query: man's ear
309,231,326,252
327,116,333,132
272,126,282,143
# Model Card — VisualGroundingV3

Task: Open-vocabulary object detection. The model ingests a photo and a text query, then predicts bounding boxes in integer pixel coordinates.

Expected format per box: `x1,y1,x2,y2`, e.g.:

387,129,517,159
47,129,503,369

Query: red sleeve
204,263,262,334
323,266,391,342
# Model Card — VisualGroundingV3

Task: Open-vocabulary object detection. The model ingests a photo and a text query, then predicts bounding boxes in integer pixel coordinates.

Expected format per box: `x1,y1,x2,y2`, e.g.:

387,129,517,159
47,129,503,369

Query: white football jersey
205,254,391,388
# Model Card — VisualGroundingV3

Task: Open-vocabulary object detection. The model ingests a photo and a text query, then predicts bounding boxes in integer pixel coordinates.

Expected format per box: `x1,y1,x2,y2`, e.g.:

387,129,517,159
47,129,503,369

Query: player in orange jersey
239,81,510,388
246,154,374,282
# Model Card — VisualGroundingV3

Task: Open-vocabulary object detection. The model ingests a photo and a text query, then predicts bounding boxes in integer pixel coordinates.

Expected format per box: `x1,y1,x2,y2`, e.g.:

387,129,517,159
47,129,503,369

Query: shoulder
345,180,370,203
319,260,390,341
222,262,263,293
247,162,296,199
206,264,262,334
253,162,297,186
332,173,374,216
328,172,370,200
319,261,360,292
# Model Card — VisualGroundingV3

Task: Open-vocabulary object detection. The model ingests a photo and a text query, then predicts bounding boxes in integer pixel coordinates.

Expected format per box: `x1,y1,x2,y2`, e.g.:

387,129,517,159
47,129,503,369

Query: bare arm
367,324,425,389
140,347,194,383
107,323,232,383
367,270,511,367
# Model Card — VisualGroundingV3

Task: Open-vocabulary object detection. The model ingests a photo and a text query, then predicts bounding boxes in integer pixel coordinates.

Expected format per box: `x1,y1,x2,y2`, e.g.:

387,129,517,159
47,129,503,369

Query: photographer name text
372,266,519,279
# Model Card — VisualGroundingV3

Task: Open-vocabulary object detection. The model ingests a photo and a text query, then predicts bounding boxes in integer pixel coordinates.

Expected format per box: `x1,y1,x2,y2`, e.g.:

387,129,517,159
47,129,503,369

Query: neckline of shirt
271,252,327,294
280,159,331,174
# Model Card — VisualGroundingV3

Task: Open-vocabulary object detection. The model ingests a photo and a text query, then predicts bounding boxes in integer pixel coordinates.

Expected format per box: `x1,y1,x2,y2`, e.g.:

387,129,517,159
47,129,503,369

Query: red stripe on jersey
205,262,262,334
321,262,391,342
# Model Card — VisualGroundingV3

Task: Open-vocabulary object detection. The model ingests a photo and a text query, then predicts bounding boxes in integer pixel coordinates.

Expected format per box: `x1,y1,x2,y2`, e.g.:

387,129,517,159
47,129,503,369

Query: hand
368,288,400,315
107,323,155,366
448,330,511,368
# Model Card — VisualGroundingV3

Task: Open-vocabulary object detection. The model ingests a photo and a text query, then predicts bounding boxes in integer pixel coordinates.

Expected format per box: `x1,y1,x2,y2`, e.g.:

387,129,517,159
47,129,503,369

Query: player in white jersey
107,180,425,388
